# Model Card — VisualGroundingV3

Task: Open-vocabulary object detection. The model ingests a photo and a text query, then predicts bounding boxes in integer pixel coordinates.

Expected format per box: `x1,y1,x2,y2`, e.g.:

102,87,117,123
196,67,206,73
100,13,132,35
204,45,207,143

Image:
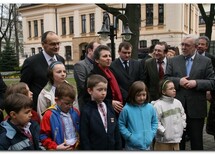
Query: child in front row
152,80,186,150
118,81,158,150
0,93,43,150
80,74,122,150
40,82,80,150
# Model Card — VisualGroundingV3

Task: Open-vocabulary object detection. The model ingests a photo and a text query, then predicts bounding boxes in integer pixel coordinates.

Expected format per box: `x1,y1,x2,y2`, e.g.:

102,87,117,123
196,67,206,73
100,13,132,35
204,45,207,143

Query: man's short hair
87,74,108,89
55,82,76,100
4,93,32,115
198,36,210,47
41,31,56,43
118,41,132,52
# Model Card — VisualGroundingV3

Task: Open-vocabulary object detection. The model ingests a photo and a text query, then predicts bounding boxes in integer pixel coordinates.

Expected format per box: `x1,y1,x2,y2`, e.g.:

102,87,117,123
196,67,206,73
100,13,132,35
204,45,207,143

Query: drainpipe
55,8,58,34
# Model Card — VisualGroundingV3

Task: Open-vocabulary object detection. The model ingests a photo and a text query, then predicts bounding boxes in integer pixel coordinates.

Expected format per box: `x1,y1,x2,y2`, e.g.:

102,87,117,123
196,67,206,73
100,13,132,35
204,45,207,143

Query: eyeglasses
180,43,193,48
45,42,61,47
60,100,74,106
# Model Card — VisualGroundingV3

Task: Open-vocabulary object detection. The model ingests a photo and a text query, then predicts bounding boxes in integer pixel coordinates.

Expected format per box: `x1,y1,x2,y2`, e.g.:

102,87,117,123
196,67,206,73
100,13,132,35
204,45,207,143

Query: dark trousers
180,117,205,150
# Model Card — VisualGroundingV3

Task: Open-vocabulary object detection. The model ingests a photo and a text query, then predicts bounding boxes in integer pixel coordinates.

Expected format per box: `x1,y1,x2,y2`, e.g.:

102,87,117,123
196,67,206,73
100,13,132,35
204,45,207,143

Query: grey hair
183,34,199,46
197,36,210,47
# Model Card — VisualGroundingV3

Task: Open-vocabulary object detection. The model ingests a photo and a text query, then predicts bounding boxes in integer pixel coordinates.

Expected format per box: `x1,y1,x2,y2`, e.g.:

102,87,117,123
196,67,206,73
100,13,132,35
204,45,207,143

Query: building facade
18,3,201,66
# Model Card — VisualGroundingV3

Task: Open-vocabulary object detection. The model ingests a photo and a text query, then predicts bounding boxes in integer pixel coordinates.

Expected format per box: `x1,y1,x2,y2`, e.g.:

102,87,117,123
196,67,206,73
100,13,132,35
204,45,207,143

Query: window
158,4,164,25
90,13,95,32
139,40,147,48
65,46,72,60
69,16,74,34
38,47,42,53
31,48,35,56
151,39,159,45
62,17,66,35
146,4,153,26
41,19,44,35
34,20,38,37
200,33,205,36
28,21,31,38
81,15,86,33
199,16,205,25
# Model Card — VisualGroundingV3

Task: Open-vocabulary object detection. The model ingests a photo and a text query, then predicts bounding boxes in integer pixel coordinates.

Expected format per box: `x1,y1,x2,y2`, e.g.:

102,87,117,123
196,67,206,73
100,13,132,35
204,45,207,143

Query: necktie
98,103,107,130
158,60,164,80
186,57,192,76
21,129,33,142
50,57,56,63
123,61,129,74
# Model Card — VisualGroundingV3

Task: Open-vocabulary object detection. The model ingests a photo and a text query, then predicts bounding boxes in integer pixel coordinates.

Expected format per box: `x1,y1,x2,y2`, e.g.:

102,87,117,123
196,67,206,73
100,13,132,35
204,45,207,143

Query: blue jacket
40,104,80,149
118,102,158,150
0,119,42,150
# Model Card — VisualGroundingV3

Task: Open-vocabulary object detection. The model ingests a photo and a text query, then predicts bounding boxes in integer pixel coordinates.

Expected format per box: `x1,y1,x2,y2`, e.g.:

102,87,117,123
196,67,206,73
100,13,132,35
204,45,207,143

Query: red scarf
98,65,123,103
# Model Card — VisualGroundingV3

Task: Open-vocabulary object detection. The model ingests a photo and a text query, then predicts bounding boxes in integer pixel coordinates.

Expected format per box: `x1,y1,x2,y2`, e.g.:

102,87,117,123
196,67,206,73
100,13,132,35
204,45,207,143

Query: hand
206,91,212,101
180,76,189,88
56,143,74,150
184,80,197,89
112,100,123,113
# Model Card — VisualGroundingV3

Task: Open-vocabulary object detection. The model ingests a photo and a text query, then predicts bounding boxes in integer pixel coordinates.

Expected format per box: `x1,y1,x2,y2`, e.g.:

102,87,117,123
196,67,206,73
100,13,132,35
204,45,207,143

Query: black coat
20,52,64,111
80,100,122,150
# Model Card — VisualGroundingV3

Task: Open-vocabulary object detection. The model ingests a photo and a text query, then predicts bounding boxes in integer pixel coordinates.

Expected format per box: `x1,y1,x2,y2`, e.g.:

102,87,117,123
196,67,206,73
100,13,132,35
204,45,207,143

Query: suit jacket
205,52,215,71
80,100,122,150
165,54,215,118
110,58,144,103
143,58,169,101
20,52,65,111
73,57,94,109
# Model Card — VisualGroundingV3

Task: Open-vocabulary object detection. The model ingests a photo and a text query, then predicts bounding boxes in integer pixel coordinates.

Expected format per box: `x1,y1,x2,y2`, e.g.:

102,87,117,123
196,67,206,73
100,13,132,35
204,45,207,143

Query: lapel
150,59,160,80
84,58,94,71
116,59,130,78
189,54,199,77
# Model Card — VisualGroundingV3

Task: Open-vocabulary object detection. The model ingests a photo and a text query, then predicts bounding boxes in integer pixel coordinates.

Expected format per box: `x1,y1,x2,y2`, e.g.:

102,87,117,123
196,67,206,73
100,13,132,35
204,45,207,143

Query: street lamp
98,11,133,60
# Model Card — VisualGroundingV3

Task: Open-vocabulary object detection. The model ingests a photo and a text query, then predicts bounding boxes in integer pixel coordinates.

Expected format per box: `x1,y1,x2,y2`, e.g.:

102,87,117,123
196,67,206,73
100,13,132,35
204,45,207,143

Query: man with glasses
165,34,215,150
20,31,65,111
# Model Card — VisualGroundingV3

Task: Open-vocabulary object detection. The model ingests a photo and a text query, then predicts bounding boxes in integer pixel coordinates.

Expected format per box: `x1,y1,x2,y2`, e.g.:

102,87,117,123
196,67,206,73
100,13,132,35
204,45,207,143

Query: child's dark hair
87,74,108,89
126,81,150,104
47,61,66,85
55,82,76,100
159,79,172,97
4,93,33,115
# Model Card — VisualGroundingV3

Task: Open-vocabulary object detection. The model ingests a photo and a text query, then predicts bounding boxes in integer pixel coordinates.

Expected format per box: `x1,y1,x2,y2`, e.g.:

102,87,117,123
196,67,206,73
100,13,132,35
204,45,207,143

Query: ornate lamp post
97,11,133,60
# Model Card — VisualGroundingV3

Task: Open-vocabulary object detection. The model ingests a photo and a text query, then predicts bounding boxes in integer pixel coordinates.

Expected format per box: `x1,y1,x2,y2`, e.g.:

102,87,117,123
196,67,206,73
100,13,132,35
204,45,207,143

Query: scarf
98,65,123,103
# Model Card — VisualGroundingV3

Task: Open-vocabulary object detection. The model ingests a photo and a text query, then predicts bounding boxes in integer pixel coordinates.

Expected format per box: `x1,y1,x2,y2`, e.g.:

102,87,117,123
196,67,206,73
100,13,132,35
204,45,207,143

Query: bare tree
198,4,215,42
0,4,15,54
96,4,141,59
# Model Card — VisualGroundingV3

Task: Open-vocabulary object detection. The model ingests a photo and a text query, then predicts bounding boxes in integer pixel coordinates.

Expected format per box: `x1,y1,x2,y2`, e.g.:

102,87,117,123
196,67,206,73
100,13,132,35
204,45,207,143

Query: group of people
0,31,215,151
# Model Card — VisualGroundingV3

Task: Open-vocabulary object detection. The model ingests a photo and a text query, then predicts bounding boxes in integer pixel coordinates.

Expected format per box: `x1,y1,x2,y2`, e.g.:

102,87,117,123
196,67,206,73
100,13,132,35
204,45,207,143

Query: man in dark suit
165,34,215,150
197,36,215,140
20,31,65,111
110,42,144,104
73,41,100,110
143,41,169,101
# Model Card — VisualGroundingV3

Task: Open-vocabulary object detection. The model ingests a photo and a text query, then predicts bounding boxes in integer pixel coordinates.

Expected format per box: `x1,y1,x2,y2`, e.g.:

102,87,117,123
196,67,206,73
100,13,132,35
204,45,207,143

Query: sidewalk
186,125,215,150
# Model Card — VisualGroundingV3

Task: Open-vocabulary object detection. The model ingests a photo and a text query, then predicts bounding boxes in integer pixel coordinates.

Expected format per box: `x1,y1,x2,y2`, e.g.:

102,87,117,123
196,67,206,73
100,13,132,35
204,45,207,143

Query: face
162,82,176,97
88,82,107,104
166,50,175,58
42,33,60,57
95,50,112,68
197,38,208,54
88,42,100,59
25,85,33,101
118,46,132,61
52,64,67,86
10,107,32,127
181,37,197,57
57,96,75,113
154,44,166,61
135,90,147,105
